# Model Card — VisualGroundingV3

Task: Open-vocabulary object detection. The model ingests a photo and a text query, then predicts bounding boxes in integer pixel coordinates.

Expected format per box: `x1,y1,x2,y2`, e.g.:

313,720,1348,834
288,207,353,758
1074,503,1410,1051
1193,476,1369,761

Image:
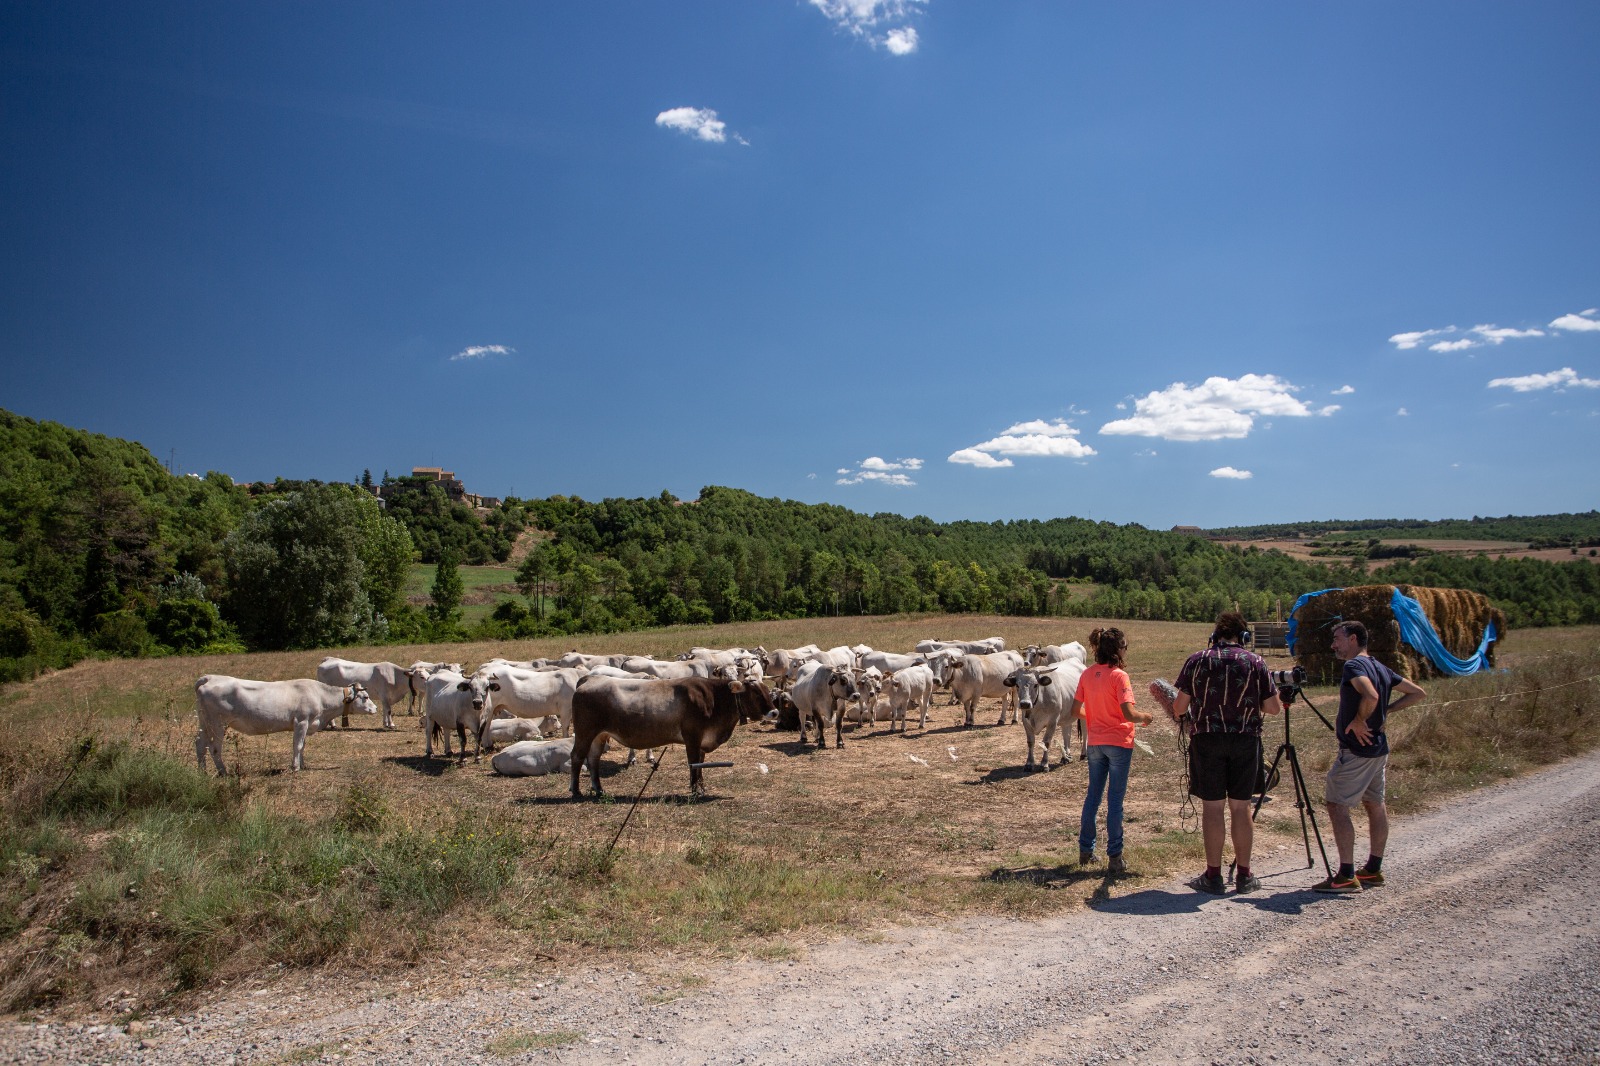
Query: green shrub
46,740,239,824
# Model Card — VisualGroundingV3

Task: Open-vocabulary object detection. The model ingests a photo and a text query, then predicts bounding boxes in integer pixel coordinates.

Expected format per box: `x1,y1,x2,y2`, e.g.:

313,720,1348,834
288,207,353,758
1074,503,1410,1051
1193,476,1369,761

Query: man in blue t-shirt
1315,620,1426,893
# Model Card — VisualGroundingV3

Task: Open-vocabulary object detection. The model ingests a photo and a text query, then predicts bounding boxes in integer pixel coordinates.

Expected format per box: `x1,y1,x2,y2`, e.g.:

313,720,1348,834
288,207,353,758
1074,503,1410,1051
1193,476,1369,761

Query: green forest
3,408,1598,680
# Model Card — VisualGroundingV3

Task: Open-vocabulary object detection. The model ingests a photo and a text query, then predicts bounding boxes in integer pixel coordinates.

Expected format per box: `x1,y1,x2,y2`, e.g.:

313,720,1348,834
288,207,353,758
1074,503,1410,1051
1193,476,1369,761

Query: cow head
826,669,861,704
926,651,963,688
457,673,493,711
1004,668,1052,710
345,684,379,716
726,679,776,723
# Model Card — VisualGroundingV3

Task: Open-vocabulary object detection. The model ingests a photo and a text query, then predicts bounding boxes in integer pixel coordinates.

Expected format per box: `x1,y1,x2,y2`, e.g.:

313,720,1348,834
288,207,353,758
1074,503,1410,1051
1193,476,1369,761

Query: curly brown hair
1093,626,1127,668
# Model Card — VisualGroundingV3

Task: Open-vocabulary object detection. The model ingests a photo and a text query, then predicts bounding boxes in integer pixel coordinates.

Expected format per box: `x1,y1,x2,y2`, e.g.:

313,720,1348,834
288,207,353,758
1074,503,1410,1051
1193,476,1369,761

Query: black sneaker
1234,872,1262,894
1189,872,1227,895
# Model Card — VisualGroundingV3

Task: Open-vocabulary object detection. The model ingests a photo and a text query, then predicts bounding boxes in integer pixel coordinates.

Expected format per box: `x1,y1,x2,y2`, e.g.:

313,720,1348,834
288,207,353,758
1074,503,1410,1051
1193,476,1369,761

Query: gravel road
7,748,1599,1065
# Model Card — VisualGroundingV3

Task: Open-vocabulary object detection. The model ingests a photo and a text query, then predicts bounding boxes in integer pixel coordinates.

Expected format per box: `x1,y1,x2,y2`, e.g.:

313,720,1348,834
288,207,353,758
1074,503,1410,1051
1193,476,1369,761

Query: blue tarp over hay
1287,584,1505,682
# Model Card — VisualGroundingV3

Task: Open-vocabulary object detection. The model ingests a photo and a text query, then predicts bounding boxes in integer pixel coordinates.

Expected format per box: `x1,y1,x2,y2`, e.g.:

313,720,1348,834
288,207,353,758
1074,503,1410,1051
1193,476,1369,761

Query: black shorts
1188,732,1261,802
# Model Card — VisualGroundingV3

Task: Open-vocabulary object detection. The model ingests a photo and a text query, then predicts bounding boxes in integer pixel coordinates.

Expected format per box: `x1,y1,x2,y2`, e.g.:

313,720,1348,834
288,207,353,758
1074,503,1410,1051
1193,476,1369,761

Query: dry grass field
2,614,1596,1013
1224,536,1599,570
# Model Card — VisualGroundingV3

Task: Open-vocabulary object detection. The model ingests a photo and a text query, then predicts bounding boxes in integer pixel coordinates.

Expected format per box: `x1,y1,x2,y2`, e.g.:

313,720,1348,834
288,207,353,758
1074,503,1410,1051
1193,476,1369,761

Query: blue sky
3,2,1597,529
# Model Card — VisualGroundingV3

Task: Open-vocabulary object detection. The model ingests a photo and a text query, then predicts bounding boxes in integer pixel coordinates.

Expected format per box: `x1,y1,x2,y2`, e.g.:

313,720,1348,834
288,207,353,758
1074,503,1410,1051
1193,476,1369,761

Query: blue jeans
1079,744,1133,857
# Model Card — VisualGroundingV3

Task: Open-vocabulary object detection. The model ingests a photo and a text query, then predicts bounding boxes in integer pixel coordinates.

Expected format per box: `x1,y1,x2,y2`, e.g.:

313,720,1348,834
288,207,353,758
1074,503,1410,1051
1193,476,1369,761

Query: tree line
3,409,1598,680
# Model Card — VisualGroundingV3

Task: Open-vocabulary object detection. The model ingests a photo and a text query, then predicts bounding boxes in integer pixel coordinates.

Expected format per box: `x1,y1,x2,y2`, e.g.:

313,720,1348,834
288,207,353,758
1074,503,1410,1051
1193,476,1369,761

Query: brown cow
569,676,774,798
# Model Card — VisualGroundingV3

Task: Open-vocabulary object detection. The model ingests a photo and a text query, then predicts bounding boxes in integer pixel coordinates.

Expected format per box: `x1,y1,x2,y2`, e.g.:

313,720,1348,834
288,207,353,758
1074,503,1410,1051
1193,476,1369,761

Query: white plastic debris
908,754,929,766
757,763,770,775
946,745,958,761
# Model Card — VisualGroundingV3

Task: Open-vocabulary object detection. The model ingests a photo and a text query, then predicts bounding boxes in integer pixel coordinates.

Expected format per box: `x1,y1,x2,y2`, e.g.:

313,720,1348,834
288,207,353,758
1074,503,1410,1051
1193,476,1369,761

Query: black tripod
1251,685,1333,877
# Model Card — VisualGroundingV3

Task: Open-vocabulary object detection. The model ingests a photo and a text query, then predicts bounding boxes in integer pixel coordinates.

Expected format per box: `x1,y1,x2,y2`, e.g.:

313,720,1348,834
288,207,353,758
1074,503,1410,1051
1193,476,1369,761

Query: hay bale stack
1292,584,1506,683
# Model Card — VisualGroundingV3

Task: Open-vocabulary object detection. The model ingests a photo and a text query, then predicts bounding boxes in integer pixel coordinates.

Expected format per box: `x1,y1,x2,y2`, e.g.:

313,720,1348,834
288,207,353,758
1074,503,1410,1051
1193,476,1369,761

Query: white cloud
809,0,926,54
861,456,923,472
1473,325,1545,344
884,26,919,53
1333,385,1355,395
1098,374,1318,441
1317,405,1342,416
1210,467,1253,480
1488,367,1600,392
947,418,1096,469
1390,328,1454,350
837,456,923,485
450,344,513,361
1551,309,1600,332
1395,321,1551,353
947,448,1013,469
655,106,738,144
1397,407,1410,416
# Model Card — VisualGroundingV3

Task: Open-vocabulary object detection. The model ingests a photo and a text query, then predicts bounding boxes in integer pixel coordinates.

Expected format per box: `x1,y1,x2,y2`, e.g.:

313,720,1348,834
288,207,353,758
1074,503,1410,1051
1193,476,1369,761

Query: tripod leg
1283,744,1332,876
1251,743,1289,821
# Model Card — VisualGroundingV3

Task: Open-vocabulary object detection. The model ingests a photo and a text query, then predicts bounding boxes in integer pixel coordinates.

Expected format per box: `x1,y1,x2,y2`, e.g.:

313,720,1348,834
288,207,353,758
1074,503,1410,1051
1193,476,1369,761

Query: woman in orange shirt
1070,627,1154,875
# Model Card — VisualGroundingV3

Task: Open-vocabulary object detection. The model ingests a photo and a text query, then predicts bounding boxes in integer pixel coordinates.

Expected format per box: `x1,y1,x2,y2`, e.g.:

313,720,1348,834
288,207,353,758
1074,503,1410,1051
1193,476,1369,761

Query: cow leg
685,739,706,797
812,711,826,749
834,706,845,749
1023,713,1038,771
382,697,395,731
291,720,309,772
963,696,977,729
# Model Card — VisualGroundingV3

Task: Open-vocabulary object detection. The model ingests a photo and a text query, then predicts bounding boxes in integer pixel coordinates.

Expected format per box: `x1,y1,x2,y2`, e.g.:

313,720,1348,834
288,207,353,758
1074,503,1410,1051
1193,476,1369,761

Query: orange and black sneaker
1313,872,1362,894
1354,868,1385,888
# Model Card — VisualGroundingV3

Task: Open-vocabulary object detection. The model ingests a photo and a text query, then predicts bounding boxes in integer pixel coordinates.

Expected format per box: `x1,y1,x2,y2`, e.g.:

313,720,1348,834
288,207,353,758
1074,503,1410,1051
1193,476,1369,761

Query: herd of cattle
192,636,1095,798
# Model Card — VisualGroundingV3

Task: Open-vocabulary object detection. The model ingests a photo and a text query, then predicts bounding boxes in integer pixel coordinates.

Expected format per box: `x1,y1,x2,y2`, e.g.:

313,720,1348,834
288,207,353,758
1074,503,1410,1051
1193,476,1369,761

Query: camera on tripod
1269,665,1306,703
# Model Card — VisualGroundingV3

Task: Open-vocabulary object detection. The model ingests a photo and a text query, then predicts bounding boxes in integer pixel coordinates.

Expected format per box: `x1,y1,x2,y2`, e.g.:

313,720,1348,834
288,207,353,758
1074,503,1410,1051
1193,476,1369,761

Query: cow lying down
491,738,574,777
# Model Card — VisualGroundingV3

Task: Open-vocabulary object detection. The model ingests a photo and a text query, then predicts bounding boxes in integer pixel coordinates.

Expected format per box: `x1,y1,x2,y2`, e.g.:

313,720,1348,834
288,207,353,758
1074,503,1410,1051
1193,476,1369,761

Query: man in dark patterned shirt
1171,612,1283,894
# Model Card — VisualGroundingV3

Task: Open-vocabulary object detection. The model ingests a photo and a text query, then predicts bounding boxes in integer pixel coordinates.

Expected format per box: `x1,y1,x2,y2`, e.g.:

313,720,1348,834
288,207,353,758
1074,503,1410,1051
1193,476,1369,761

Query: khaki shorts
1325,749,1387,807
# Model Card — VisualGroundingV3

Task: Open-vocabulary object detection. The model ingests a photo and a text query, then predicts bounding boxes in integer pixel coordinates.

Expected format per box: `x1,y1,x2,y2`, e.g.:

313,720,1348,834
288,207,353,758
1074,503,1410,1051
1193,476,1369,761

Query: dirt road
7,749,1599,1065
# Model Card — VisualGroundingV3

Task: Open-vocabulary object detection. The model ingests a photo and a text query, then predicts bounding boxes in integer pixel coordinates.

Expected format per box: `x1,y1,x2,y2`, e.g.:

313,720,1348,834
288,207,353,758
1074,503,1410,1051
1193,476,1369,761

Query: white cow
480,666,585,738
194,675,377,775
622,658,711,680
845,666,887,724
315,657,413,730
789,661,861,749
1023,642,1088,668
885,663,936,732
765,645,822,687
423,669,492,762
915,637,1006,656
557,651,633,670
948,650,1028,727
406,660,462,726
491,738,575,777
1004,660,1087,770
858,649,924,675
482,716,547,749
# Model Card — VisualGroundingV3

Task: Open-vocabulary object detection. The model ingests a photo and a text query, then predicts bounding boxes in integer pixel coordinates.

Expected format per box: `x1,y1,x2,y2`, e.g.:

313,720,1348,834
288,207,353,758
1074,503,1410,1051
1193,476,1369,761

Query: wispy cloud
655,106,744,144
1550,308,1600,332
1210,467,1253,480
1098,374,1330,442
809,0,926,54
948,418,1096,469
1333,385,1355,395
450,344,513,361
837,456,923,486
1397,407,1410,416
1488,367,1600,392
1391,321,1549,353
